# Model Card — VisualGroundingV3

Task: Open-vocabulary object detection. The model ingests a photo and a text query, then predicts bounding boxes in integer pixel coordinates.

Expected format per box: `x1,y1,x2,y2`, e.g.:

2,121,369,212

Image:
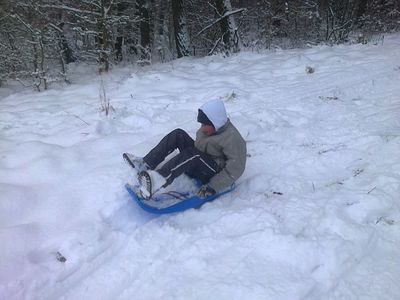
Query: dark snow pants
143,129,219,186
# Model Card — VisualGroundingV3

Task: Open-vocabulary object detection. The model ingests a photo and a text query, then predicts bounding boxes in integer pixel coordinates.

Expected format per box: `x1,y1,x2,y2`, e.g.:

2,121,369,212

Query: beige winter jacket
195,119,247,192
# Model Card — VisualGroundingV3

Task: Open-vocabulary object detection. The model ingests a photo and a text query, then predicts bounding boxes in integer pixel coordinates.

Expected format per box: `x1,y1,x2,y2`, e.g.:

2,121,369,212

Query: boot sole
123,153,136,169
138,171,152,200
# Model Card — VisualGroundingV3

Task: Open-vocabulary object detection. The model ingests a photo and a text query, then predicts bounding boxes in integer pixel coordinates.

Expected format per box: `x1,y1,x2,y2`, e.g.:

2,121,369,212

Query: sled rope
161,191,190,200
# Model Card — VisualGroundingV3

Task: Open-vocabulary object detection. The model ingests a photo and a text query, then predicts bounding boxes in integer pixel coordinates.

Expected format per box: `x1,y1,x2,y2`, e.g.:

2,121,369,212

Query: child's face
200,124,216,136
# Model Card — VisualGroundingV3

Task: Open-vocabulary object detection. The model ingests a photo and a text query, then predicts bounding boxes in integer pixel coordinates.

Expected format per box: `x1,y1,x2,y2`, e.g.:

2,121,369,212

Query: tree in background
57,0,137,72
357,0,400,43
136,0,151,61
191,0,244,55
0,1,67,91
0,0,399,90
214,0,242,54
172,0,190,58
319,0,360,43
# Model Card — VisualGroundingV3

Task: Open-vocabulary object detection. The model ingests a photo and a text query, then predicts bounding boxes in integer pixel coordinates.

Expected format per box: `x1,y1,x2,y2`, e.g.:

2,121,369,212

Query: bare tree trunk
56,4,75,65
153,0,170,62
98,0,110,73
115,2,127,62
136,0,151,60
59,29,75,64
172,0,190,58
214,0,240,54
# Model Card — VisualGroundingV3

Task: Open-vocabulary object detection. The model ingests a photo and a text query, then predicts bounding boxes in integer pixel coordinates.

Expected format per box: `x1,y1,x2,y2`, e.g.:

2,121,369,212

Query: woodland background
0,0,399,91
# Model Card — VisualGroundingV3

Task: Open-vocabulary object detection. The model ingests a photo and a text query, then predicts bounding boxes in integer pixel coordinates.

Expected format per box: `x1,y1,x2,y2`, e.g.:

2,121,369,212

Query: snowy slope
1,34,399,300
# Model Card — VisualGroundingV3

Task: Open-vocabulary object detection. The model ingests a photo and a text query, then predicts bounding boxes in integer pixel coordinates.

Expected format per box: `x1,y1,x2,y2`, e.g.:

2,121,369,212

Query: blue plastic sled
125,183,235,214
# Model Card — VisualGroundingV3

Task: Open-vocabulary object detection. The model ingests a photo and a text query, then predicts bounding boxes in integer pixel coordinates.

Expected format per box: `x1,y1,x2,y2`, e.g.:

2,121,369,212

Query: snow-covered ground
1,34,399,300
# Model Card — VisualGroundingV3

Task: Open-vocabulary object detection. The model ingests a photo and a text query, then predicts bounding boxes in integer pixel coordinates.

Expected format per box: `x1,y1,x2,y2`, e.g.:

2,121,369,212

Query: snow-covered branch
197,8,245,36
38,4,102,16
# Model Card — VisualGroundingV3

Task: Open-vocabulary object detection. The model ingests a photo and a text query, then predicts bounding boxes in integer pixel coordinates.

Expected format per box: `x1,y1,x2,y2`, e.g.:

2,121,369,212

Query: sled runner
125,183,235,214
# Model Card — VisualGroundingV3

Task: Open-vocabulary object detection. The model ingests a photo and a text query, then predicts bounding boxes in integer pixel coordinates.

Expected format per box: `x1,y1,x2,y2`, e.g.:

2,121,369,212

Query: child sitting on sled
123,99,246,199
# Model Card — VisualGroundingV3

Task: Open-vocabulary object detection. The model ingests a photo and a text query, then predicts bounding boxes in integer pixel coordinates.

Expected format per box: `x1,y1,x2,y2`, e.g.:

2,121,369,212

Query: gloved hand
197,185,216,198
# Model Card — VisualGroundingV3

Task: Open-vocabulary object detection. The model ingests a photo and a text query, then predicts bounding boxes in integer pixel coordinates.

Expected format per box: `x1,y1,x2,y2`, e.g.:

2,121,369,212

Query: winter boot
123,153,149,172
138,170,167,200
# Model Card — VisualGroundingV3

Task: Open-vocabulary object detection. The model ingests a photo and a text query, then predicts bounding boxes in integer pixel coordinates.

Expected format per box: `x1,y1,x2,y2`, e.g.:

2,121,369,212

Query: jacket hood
199,99,228,131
